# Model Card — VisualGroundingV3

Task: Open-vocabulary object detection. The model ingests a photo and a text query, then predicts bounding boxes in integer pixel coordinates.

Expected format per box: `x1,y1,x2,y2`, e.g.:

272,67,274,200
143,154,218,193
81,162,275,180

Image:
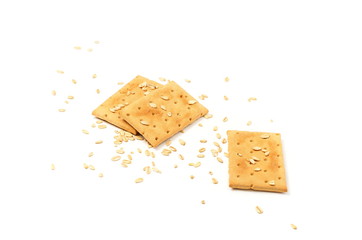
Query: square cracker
227,130,287,193
92,75,163,134
121,81,209,147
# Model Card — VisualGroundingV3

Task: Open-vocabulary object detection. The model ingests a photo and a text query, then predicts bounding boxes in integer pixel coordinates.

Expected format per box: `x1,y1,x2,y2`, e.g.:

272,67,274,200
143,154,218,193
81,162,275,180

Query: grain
213,126,218,131
178,139,186,146
67,96,74,100
111,156,121,161
135,178,144,183
256,206,263,214
140,120,150,126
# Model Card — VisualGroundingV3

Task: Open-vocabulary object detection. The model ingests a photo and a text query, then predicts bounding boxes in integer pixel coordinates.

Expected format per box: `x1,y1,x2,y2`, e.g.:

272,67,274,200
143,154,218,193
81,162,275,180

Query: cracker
92,75,163,134
121,81,209,147
227,130,287,192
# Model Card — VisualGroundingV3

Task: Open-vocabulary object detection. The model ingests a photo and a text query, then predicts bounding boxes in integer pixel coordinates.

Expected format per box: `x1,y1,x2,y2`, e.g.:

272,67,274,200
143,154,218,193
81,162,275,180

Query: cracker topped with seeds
227,130,287,192
121,81,209,147
92,75,163,134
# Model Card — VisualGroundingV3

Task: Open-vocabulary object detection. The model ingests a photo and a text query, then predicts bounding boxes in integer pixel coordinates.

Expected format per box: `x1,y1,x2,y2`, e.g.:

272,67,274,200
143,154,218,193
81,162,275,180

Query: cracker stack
92,76,163,134
93,76,209,147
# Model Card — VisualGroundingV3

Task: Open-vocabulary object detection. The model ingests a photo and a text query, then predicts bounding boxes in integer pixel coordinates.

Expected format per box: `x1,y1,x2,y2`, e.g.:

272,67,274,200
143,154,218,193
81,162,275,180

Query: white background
1,0,362,239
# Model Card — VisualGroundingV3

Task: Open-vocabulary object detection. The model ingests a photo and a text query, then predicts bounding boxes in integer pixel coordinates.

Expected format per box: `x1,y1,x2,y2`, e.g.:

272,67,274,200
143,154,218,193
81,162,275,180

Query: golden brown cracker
121,81,209,147
227,130,287,192
92,75,163,134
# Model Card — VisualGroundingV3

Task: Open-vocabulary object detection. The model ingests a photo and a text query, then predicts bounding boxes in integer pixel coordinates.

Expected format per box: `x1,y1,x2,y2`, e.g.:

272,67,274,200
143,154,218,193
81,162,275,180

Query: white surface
1,1,362,239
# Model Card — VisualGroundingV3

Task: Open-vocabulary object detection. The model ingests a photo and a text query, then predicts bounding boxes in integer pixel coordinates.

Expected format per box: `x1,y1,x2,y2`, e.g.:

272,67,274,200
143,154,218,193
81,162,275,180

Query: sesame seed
204,114,213,119
94,40,100,44
199,148,206,153
160,105,167,111
212,178,218,184
223,117,228,122
51,90,56,96
56,70,64,74
135,178,144,183
221,138,227,144
216,133,221,139
254,168,261,172
72,79,77,84
51,164,55,170
149,102,157,108
224,96,229,101
98,125,107,129
74,46,81,50
217,157,224,163
67,96,74,100
92,74,97,79
248,97,257,102
291,224,297,230
98,173,103,178
111,156,121,161
58,109,66,112
88,152,94,157
190,175,195,179
197,154,205,158
268,180,275,186
185,79,191,83
140,120,150,126
89,165,95,170
188,100,197,105
213,126,218,131
253,147,262,151
200,139,207,143
247,121,252,126
256,206,263,214
95,140,103,144
201,200,206,204
224,77,229,82
260,134,270,139
160,96,169,100
87,48,93,52
198,123,203,127
167,112,172,117
178,139,186,146
82,129,89,134
96,89,100,94
178,154,184,160
83,163,89,169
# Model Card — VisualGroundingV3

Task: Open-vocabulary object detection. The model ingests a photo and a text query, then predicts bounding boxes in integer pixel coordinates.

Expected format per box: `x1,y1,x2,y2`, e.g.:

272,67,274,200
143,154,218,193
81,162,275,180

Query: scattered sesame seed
83,163,89,169
199,148,206,153
201,200,206,204
291,224,297,230
98,173,103,178
135,178,144,183
111,156,121,161
98,124,107,129
95,140,103,144
197,154,205,158
200,139,207,143
185,79,191,83
256,206,263,214
52,90,56,96
247,121,252,126
217,157,224,163
188,100,197,105
149,102,157,108
96,89,100,94
88,152,94,157
248,97,257,102
58,109,66,112
87,48,93,52
260,134,270,139
190,175,195,179
223,117,228,122
56,70,64,74
51,164,55,170
72,79,77,84
178,139,186,146
212,178,218,184
67,96,74,100
82,129,89,134
140,120,150,126
178,154,184,160
213,126,218,131
204,114,213,119
224,77,229,82
89,165,95,170
74,46,81,50
224,96,229,101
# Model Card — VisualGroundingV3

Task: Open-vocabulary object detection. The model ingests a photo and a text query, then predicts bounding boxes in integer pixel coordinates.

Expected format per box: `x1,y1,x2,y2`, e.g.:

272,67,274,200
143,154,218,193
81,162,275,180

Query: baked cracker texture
121,81,209,147
227,130,287,193
92,75,163,134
